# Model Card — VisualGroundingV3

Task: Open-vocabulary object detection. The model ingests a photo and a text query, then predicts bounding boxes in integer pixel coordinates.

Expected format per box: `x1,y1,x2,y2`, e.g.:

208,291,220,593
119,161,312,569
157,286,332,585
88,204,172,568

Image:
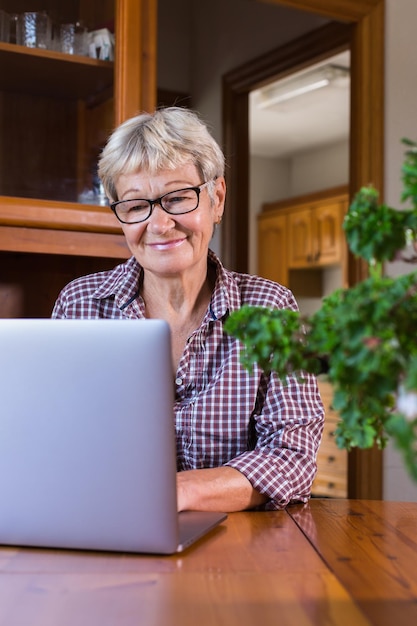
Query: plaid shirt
52,250,324,510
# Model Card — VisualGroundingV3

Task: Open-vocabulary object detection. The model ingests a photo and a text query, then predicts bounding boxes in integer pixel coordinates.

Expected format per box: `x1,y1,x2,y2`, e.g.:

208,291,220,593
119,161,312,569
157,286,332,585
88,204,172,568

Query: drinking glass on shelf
16,12,52,50
74,22,89,56
60,22,75,54
60,21,88,56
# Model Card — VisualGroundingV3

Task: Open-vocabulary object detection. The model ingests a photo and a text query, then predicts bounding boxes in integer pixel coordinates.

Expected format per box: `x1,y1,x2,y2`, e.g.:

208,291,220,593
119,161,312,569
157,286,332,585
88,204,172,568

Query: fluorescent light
256,64,349,109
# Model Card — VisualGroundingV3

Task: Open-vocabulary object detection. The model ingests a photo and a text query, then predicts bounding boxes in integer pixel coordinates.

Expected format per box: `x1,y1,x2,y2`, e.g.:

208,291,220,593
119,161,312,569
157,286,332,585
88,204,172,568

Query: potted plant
225,139,417,481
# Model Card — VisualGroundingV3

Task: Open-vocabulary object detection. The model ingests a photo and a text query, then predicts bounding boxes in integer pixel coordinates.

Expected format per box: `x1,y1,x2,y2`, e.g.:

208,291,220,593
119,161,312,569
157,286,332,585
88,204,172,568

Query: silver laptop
0,318,226,554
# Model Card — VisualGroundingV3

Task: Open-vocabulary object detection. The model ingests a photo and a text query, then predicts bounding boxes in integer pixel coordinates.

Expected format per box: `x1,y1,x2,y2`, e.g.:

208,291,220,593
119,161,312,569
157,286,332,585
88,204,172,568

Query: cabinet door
0,0,156,205
287,207,313,268
288,201,345,269
257,212,288,287
314,201,344,266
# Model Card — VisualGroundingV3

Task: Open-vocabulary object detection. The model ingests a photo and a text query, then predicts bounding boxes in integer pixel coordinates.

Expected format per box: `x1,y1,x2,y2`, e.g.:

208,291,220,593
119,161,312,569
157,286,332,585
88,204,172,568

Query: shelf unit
0,41,113,100
0,0,157,318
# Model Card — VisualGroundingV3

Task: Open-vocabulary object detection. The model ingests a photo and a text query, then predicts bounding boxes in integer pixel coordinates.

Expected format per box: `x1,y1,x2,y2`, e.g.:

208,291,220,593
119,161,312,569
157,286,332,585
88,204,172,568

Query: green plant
225,139,417,481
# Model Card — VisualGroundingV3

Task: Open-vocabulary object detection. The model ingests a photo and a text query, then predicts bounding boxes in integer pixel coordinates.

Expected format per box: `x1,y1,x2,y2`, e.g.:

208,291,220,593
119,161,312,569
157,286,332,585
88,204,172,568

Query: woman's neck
141,267,215,373
140,263,216,324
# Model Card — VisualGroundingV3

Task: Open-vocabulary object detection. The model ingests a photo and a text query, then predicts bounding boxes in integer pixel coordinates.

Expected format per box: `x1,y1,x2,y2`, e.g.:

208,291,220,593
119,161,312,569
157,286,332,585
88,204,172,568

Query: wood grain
0,511,372,626
256,0,380,21
289,499,417,626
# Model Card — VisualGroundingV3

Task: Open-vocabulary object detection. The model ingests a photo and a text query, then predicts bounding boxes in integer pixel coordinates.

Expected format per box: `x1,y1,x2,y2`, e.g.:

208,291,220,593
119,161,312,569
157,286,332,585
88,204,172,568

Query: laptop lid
0,318,226,554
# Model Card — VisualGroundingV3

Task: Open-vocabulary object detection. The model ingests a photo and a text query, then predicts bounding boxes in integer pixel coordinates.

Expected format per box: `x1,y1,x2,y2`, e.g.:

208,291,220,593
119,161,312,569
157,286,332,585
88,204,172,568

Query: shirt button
175,377,183,386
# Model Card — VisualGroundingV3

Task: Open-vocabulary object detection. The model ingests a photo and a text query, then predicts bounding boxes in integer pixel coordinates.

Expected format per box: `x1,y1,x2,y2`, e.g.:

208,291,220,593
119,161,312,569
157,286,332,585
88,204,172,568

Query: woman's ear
213,177,226,222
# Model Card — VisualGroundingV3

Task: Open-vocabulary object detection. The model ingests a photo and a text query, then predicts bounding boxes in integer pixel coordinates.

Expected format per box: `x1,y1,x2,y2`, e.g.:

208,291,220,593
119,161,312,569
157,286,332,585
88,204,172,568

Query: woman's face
114,163,225,279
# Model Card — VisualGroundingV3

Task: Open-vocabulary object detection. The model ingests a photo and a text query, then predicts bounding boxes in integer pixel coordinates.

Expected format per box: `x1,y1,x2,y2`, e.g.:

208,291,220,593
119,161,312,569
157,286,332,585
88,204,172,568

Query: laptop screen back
0,318,182,553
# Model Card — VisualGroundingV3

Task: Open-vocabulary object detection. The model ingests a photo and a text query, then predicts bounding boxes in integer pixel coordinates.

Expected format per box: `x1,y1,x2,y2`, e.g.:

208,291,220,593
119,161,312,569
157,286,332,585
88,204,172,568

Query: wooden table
0,499,416,625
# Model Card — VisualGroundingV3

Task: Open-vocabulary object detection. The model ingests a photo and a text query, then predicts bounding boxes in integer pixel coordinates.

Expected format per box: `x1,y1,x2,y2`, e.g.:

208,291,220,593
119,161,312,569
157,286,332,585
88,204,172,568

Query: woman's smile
147,237,187,251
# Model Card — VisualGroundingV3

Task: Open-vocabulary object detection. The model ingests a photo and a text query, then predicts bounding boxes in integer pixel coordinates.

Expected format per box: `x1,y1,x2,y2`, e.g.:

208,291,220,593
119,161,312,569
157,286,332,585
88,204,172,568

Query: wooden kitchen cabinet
287,196,346,269
259,186,348,296
257,211,288,287
0,0,157,318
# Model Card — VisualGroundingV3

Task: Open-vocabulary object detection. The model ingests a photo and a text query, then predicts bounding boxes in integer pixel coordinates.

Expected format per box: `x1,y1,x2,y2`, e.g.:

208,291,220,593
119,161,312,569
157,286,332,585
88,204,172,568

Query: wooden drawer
312,379,348,498
317,443,347,472
312,472,347,498
319,421,345,456
317,439,347,475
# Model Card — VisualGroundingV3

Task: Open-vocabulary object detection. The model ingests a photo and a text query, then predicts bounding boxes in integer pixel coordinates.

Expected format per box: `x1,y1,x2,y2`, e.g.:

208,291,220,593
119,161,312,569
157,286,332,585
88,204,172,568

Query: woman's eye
128,203,148,212
168,195,186,204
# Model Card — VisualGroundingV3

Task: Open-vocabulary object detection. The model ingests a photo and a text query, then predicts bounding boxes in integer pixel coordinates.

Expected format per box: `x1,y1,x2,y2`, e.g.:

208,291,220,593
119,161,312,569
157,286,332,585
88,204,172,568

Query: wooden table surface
0,499,416,626
289,499,417,626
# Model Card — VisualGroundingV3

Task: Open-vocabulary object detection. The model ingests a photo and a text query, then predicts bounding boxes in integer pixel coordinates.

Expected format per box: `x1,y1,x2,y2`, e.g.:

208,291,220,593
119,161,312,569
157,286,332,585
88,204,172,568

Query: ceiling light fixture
255,64,350,109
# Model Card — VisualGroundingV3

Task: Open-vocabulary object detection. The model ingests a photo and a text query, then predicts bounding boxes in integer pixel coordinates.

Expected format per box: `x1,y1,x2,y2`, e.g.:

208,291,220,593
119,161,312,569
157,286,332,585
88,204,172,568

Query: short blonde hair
98,107,225,202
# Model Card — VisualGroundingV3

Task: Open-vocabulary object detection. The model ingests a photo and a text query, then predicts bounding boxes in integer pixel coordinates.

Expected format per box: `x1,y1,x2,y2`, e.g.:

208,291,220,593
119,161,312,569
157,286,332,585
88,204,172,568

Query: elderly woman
52,107,324,512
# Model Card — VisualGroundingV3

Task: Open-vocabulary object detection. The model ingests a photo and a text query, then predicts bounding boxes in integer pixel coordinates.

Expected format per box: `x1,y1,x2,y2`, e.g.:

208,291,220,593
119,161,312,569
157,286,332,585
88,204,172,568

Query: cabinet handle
314,250,320,262
327,455,336,463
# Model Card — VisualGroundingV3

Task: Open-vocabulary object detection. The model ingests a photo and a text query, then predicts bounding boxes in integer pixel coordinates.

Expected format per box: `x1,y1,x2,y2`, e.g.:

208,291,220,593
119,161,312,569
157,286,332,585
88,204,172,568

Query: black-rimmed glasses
110,180,212,224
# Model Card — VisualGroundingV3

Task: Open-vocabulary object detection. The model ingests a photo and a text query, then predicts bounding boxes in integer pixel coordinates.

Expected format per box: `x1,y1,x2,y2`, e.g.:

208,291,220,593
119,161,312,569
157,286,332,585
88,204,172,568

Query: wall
249,155,290,273
157,0,191,94
383,0,417,502
290,140,349,196
187,0,327,142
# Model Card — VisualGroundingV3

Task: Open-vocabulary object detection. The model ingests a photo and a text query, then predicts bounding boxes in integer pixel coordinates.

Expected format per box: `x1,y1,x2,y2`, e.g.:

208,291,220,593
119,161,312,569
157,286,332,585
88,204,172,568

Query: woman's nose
146,204,175,232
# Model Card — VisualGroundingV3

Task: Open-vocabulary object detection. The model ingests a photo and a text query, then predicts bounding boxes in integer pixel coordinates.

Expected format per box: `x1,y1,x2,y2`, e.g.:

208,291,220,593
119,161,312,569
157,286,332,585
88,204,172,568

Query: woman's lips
148,237,186,251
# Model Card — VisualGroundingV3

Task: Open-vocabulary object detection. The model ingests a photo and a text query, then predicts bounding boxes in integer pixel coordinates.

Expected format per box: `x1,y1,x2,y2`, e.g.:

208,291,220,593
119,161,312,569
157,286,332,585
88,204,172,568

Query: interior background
157,0,417,503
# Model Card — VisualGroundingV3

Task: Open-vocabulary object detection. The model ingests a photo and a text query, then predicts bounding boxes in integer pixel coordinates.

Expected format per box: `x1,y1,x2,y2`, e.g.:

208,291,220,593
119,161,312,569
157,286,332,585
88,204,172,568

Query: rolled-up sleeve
225,371,324,510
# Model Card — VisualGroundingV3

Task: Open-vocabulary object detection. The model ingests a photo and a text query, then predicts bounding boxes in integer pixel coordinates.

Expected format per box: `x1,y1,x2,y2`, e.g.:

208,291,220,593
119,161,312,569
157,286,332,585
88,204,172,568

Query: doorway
222,20,350,273
248,48,350,279
222,2,385,500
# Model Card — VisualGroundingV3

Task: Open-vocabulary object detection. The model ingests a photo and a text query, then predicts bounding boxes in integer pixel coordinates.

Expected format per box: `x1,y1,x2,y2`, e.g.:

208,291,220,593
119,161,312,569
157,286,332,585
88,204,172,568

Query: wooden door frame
115,0,158,124
222,0,385,500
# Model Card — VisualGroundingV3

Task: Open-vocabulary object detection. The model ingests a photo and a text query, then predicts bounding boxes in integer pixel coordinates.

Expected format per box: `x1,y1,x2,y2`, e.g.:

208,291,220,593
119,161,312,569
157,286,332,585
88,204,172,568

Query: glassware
60,21,88,56
16,12,52,50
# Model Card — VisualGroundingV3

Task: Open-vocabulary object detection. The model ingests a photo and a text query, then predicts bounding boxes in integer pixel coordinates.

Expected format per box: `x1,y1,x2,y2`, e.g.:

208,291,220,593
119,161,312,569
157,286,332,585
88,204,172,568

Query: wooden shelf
0,196,120,234
0,196,129,258
0,42,113,101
